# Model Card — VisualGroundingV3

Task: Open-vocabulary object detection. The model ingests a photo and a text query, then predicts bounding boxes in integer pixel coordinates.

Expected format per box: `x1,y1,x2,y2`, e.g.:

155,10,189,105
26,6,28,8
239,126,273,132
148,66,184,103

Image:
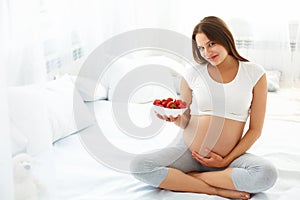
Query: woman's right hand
155,112,183,126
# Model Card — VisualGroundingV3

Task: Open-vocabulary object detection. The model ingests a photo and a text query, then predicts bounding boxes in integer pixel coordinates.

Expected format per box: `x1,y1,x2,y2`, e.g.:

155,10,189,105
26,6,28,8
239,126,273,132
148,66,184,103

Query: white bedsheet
45,88,300,200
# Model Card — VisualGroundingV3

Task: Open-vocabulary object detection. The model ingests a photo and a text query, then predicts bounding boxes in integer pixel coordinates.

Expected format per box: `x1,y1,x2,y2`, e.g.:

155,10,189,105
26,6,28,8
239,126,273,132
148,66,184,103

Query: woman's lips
208,55,218,61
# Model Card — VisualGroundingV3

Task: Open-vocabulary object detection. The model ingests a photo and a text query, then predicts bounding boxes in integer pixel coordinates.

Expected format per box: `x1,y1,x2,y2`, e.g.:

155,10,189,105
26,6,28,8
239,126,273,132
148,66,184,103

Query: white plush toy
13,153,44,200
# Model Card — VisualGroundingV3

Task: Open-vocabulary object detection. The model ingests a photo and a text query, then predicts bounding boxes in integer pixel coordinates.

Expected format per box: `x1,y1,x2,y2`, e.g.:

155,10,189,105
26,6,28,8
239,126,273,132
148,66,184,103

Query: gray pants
130,140,278,193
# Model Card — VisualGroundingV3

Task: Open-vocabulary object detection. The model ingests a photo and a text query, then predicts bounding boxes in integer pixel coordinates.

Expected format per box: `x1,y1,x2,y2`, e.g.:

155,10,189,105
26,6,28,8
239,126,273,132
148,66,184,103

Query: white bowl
153,105,187,118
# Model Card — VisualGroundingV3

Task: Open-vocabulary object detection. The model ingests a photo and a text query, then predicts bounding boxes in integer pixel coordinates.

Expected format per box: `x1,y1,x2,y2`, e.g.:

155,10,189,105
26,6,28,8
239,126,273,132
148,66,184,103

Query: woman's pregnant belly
183,115,246,157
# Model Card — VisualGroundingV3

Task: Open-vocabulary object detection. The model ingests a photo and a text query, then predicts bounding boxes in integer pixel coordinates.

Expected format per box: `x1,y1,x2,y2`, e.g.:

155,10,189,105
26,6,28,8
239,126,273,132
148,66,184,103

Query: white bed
8,55,300,200
45,88,300,200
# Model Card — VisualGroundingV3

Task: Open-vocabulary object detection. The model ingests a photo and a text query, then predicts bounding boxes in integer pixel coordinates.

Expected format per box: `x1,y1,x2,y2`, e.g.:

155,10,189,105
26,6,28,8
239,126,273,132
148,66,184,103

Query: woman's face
195,33,228,66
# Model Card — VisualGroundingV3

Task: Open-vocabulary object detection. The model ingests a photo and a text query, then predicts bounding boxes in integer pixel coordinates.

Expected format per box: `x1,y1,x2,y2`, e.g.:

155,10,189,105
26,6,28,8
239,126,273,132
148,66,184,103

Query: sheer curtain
38,0,135,79
6,0,47,86
288,20,300,83
0,0,14,199
1,0,48,198
38,0,300,83
3,0,299,85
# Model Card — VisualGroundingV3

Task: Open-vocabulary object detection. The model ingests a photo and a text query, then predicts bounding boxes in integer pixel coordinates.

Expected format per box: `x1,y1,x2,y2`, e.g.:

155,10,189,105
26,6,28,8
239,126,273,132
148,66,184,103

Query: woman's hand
155,112,181,123
192,149,229,168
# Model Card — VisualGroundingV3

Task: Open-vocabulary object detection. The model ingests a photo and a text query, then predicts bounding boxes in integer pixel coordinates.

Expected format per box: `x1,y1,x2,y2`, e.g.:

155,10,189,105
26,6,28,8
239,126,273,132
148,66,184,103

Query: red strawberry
166,97,173,102
161,99,169,107
166,101,177,109
153,99,162,105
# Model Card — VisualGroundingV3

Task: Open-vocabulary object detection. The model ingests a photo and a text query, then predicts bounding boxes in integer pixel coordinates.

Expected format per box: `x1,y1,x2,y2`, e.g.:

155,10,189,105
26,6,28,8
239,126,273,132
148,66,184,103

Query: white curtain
0,66,14,200
0,0,14,199
30,0,300,83
6,0,47,86
3,0,300,85
1,0,48,198
288,20,300,83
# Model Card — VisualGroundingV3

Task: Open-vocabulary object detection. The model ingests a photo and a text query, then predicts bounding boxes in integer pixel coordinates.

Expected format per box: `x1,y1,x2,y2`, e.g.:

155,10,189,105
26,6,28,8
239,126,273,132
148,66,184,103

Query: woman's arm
172,78,192,129
224,73,268,164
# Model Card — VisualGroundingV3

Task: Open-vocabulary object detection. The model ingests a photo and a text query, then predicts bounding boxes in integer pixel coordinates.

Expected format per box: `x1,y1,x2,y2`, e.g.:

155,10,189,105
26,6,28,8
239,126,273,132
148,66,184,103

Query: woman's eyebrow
197,40,212,48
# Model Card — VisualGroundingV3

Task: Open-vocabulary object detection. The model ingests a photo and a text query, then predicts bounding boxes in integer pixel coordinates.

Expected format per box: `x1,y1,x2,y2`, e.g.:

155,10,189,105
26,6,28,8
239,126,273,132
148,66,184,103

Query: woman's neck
215,56,238,71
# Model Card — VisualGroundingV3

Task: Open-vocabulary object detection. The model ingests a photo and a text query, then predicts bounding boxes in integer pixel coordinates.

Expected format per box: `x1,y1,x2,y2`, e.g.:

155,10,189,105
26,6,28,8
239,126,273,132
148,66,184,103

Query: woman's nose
202,47,210,56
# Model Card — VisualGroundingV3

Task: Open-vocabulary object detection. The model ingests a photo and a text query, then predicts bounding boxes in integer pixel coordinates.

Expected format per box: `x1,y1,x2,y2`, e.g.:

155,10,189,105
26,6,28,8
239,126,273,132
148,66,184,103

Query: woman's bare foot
188,172,250,199
216,187,250,200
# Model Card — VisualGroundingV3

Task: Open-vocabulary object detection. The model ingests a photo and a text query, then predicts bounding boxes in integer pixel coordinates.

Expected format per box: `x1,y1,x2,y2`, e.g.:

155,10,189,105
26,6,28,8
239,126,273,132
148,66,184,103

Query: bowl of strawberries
152,97,187,118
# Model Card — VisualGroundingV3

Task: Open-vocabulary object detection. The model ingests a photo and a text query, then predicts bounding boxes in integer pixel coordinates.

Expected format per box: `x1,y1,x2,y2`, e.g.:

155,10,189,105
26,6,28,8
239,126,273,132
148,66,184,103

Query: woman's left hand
192,149,229,168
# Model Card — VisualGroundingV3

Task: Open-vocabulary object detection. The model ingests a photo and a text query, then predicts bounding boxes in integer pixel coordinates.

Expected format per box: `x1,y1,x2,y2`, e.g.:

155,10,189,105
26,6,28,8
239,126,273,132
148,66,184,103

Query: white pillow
102,57,135,101
8,84,53,156
104,56,184,102
9,121,28,155
58,56,87,76
266,70,281,92
8,75,95,155
69,75,107,102
44,74,95,142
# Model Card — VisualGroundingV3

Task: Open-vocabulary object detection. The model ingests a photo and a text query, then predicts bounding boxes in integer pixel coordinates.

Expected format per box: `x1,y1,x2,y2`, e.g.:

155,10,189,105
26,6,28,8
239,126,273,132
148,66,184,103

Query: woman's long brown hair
192,16,248,64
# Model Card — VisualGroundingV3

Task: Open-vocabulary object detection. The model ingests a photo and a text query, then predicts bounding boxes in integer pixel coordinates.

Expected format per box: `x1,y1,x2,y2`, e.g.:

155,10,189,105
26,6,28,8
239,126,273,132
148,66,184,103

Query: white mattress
40,88,300,200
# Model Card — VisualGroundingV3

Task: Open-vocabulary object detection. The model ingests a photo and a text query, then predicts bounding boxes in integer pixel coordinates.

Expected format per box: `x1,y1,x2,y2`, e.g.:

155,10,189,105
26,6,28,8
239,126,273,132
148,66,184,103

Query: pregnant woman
130,16,277,199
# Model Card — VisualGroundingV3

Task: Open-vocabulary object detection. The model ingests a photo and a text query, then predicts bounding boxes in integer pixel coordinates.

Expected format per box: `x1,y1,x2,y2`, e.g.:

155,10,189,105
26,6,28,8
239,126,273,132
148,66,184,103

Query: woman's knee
255,162,278,191
130,155,148,179
232,162,278,193
129,155,168,187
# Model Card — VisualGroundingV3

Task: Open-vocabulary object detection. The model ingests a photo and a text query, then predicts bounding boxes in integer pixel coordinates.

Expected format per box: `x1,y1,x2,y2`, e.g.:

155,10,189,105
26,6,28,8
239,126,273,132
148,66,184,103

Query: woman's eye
198,46,204,51
208,42,215,47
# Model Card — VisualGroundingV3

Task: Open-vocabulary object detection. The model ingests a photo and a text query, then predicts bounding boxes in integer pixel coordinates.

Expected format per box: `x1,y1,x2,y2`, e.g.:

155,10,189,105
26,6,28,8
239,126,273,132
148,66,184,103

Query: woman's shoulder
240,61,265,85
241,61,265,71
182,64,206,85
184,64,206,76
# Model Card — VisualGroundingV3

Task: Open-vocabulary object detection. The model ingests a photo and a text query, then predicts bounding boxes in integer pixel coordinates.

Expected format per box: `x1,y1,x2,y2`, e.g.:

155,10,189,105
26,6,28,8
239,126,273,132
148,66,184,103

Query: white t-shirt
183,61,265,122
